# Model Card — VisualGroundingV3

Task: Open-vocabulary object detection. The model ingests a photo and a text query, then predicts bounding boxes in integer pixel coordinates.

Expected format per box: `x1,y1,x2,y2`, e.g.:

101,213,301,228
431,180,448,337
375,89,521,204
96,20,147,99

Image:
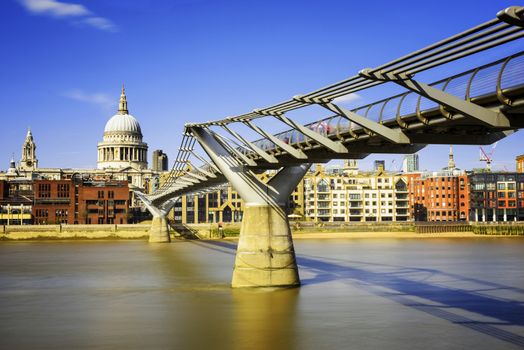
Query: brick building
33,179,74,224
408,170,469,222
33,178,129,224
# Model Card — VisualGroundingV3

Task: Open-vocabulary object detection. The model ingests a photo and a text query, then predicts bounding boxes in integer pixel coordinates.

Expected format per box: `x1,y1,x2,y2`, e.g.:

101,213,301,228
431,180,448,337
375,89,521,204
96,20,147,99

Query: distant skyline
1,0,522,172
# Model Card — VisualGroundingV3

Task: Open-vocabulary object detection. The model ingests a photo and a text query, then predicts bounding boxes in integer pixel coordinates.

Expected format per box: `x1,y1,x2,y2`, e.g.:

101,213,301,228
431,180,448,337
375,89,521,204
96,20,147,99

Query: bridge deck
246,52,524,161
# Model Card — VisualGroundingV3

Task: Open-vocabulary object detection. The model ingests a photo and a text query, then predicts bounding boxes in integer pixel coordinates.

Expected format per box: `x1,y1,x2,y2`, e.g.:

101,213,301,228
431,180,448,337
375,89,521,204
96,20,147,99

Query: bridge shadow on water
193,240,524,348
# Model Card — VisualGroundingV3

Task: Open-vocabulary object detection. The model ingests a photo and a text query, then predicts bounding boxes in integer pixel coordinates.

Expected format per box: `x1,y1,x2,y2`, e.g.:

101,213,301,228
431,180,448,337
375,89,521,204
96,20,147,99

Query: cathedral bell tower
20,128,38,171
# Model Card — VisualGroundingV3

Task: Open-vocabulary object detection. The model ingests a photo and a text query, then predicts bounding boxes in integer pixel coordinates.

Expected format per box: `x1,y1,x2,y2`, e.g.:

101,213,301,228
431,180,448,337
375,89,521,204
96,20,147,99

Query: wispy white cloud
19,0,89,17
18,0,118,32
333,93,362,104
62,89,114,111
82,16,118,32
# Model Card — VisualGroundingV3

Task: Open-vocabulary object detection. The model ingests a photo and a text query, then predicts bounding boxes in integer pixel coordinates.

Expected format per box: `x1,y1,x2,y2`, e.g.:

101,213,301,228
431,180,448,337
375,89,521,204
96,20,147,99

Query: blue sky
1,0,522,172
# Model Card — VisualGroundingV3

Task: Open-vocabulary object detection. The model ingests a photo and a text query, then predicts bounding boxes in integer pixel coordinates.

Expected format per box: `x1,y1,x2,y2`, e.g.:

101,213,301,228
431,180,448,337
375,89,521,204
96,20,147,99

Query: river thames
1,238,523,349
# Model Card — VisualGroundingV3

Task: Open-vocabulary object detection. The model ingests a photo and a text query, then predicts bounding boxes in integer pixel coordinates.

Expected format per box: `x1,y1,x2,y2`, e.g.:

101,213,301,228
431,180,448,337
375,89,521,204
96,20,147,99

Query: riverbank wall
180,221,524,238
0,224,150,240
1,222,523,240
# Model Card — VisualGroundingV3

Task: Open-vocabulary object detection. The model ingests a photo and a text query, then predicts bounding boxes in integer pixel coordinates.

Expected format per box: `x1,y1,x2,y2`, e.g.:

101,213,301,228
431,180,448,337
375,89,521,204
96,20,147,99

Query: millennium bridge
137,6,524,288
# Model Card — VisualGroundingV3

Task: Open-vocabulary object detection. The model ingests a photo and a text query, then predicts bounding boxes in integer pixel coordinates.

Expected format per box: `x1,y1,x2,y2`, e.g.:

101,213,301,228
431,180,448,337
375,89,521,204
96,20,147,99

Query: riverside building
517,154,524,173
303,162,409,222
469,172,524,222
407,171,469,221
407,146,469,221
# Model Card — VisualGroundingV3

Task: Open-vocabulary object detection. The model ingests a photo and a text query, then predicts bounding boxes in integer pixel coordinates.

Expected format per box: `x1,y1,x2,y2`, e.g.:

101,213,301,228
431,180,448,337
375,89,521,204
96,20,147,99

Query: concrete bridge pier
148,214,171,243
191,126,310,288
233,202,299,287
135,192,176,243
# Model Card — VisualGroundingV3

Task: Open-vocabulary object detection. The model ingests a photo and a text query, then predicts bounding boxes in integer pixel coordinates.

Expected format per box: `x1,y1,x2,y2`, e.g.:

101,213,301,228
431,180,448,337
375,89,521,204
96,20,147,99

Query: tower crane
479,142,498,171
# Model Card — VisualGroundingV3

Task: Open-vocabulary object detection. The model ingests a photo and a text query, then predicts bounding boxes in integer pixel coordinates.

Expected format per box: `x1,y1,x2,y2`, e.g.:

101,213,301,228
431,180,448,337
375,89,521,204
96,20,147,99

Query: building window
57,183,70,198
317,180,329,193
98,190,104,199
38,183,51,198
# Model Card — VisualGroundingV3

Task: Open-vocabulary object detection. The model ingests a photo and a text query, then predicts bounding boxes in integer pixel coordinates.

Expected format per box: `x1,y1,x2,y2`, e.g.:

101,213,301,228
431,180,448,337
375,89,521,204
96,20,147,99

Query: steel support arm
293,95,411,144
184,170,208,181
244,121,308,159
194,166,217,178
220,124,279,164
254,109,349,153
189,149,221,173
358,69,510,128
190,126,309,205
135,192,163,217
210,129,258,166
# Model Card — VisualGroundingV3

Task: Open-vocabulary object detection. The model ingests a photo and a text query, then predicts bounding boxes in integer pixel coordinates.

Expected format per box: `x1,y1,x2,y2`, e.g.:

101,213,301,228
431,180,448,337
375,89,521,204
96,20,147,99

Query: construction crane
479,142,498,171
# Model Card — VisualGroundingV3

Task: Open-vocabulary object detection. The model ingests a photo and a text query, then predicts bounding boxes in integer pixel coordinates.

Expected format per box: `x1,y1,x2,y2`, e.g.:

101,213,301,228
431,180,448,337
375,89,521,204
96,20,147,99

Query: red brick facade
33,179,129,224
33,180,74,224
408,173,469,222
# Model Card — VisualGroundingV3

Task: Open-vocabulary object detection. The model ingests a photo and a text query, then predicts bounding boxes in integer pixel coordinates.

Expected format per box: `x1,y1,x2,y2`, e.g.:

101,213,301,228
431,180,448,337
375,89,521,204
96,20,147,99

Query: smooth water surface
1,238,523,349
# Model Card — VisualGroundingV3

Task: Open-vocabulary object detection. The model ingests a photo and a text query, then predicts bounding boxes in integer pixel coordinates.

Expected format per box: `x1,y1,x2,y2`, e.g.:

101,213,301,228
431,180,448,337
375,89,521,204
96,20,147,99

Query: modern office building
152,150,169,171
374,160,386,172
402,153,419,173
469,172,524,222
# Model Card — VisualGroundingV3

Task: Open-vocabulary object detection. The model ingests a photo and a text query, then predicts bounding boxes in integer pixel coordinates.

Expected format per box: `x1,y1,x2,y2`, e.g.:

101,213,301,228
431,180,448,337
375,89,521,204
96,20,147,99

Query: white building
304,164,409,222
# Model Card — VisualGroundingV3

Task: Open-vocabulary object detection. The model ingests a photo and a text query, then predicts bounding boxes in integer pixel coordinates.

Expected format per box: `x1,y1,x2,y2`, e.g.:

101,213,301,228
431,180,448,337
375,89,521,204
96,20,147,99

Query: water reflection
231,288,299,350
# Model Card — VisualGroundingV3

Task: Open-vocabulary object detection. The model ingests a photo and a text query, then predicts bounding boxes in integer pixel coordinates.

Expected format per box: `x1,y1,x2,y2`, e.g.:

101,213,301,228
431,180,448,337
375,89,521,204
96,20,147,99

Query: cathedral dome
97,85,148,170
104,113,142,135
103,86,142,136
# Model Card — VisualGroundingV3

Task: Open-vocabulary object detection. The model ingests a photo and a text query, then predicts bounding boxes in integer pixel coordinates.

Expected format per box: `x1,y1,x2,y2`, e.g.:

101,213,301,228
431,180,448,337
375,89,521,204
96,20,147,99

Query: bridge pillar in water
135,192,173,243
191,127,310,288
234,203,299,287
148,214,171,243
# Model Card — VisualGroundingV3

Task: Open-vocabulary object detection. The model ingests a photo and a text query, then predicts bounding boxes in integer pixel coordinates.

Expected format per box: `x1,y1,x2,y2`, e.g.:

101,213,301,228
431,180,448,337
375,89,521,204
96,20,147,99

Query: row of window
472,182,524,191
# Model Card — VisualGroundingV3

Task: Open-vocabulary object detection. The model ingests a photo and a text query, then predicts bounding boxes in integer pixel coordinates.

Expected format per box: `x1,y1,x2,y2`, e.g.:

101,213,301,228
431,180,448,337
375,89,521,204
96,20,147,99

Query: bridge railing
248,52,524,153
